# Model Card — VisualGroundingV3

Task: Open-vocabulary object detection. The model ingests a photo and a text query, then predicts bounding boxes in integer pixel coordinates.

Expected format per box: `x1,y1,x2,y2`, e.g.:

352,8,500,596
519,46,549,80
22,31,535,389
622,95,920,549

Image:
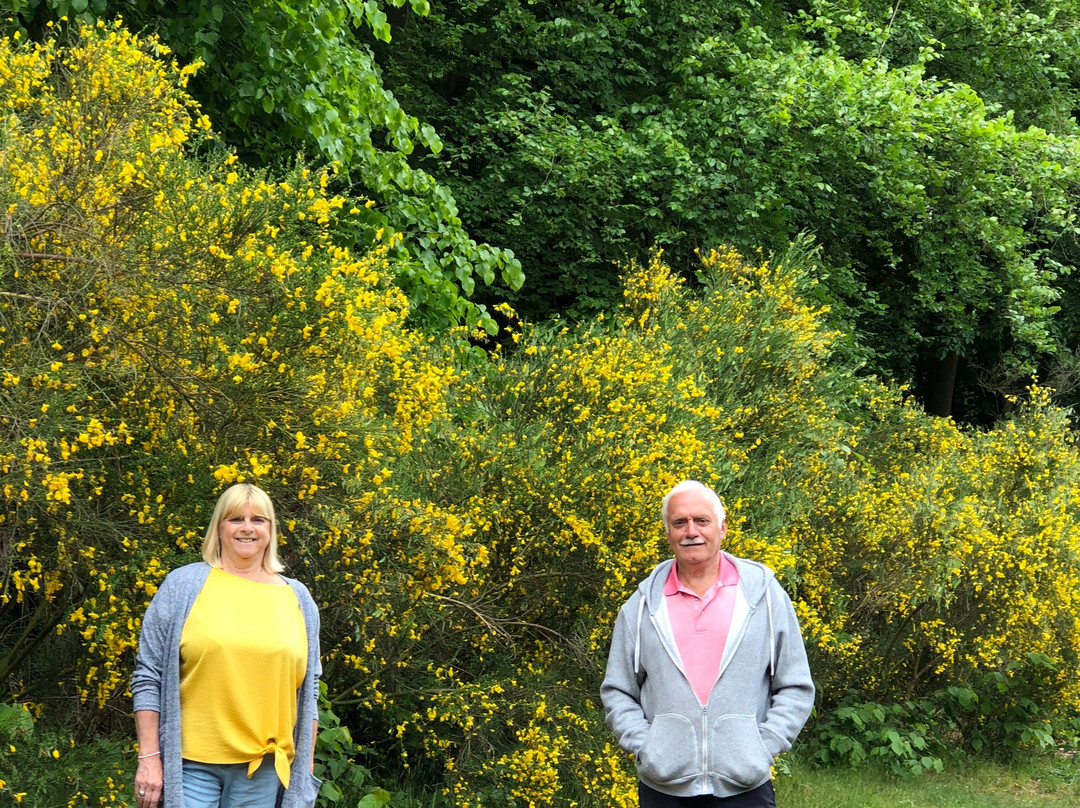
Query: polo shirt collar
664,553,738,596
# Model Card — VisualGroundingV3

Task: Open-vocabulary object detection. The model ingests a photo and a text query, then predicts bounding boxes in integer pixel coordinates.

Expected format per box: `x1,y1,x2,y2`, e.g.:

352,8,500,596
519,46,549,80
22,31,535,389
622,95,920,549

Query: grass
775,754,1080,808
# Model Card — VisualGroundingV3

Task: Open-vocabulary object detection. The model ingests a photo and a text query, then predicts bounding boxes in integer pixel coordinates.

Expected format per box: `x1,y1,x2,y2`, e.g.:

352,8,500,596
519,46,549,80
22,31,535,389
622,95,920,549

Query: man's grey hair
661,479,726,528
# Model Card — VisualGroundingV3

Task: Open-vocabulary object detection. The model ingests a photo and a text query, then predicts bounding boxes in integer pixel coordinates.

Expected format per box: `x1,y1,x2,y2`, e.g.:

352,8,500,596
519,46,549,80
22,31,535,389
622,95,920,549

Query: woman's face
218,501,272,569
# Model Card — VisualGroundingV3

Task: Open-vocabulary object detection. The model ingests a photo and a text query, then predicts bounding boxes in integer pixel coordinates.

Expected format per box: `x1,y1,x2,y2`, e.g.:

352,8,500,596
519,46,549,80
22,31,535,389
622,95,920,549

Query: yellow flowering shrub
793,385,1080,707
0,21,448,720
348,247,859,804
361,245,1080,800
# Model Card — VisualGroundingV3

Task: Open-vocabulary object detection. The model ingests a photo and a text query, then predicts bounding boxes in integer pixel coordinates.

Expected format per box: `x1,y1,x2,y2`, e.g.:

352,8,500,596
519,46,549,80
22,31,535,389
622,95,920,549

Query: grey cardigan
601,554,815,799
131,562,322,808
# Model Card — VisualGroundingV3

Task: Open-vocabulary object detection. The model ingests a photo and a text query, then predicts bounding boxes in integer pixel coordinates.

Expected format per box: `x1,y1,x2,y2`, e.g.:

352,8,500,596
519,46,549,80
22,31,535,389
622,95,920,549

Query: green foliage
803,0,1080,131
808,694,947,777
941,653,1060,756
376,0,745,318
0,703,134,806
808,655,1069,777
375,0,1080,411
315,685,406,808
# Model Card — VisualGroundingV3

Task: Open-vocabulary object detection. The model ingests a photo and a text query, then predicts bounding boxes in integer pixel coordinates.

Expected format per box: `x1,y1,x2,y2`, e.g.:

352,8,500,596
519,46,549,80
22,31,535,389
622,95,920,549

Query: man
601,480,814,807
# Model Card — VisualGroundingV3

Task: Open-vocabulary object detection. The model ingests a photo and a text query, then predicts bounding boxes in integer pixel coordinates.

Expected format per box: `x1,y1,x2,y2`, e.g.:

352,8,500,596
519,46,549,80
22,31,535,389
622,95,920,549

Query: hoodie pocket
636,713,699,785
707,714,773,789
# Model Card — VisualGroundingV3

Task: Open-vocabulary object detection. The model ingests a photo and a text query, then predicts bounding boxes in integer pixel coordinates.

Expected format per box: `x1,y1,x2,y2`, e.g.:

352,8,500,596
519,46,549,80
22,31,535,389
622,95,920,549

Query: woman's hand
134,753,163,807
134,711,163,807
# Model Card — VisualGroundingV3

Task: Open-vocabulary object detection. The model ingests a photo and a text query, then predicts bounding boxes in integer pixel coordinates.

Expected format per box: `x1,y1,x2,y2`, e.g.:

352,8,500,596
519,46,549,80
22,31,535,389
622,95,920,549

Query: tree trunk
921,352,959,418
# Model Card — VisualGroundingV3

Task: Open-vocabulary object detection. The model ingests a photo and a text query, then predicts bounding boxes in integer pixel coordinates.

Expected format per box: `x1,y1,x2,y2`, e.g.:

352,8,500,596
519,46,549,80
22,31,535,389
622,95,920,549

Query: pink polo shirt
665,554,740,705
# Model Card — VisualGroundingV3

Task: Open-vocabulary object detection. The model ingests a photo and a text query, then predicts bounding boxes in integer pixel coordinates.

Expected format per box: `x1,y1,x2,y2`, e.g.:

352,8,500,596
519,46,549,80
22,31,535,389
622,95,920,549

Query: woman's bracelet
137,750,161,759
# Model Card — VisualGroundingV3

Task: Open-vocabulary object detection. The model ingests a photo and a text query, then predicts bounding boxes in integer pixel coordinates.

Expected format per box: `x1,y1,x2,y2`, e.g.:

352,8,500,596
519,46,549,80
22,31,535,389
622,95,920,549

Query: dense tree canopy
12,2,1080,418
374,0,1080,418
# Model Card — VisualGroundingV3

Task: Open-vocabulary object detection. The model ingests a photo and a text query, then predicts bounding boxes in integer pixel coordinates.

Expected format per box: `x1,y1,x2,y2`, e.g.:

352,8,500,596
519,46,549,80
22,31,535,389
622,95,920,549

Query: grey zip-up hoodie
600,553,814,798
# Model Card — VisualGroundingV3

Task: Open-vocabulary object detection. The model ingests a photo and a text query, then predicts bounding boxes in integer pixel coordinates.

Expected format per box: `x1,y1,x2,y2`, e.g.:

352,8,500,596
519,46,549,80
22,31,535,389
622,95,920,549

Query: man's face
665,489,726,571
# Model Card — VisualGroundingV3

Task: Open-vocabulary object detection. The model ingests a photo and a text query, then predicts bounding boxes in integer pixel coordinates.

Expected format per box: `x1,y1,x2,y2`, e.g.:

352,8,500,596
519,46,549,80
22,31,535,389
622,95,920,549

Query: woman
131,483,322,808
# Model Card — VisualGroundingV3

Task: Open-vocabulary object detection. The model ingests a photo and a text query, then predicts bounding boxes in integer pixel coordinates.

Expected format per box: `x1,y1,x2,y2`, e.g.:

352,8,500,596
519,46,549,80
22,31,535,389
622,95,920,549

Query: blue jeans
182,757,282,808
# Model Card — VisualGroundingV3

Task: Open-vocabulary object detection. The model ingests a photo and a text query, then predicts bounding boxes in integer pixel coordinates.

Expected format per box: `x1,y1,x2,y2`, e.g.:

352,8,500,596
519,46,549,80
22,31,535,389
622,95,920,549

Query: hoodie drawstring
634,594,646,676
766,585,775,678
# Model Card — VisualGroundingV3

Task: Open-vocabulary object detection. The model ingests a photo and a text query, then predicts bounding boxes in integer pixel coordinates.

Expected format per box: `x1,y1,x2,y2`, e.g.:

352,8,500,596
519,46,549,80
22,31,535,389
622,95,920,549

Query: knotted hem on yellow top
178,569,306,789
247,740,292,789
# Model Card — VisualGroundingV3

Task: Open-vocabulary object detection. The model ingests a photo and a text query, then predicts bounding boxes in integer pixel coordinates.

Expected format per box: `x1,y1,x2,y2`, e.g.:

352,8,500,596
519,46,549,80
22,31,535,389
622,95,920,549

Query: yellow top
179,568,307,788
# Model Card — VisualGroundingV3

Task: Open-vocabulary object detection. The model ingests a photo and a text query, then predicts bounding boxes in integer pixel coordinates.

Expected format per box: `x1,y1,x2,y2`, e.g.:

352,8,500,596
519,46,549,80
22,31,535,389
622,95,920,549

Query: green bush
941,652,1060,757
807,655,1072,777
0,703,133,807
315,685,411,808
807,693,947,777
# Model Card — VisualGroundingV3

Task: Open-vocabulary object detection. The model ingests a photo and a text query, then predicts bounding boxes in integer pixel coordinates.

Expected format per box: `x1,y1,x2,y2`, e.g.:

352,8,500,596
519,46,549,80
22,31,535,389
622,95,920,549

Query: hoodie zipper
700,704,709,787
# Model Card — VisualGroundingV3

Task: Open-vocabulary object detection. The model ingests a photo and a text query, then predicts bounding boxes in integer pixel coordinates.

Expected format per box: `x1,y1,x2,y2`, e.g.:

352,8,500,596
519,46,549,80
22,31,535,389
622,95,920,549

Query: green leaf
319,781,343,802
358,788,393,808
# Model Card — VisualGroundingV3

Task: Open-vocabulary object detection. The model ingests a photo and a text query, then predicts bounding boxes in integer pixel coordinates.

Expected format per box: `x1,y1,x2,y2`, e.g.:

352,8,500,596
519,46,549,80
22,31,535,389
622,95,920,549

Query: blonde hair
201,483,284,574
